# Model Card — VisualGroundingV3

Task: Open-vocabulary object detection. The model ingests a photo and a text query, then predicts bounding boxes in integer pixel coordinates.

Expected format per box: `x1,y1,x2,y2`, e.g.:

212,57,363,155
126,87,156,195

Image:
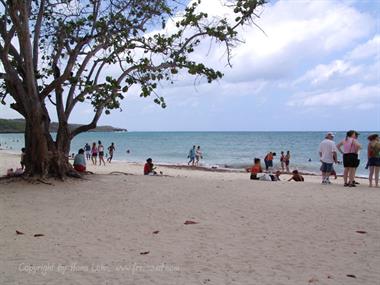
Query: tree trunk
23,108,73,179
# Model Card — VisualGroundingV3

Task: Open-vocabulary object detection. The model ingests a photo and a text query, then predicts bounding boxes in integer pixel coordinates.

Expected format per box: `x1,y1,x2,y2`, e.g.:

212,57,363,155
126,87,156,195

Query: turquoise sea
0,131,377,176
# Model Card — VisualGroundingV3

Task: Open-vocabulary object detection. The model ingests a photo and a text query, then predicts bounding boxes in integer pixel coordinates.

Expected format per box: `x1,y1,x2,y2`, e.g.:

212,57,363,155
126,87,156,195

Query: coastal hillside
0,118,127,133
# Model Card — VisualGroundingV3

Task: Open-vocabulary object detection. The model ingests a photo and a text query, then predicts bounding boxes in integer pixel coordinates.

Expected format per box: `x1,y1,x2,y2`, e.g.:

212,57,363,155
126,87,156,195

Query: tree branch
33,0,45,70
69,106,104,139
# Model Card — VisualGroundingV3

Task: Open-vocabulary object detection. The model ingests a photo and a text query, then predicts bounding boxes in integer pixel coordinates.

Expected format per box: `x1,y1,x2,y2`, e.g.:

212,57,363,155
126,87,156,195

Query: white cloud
295,60,360,86
293,33,380,90
215,0,375,84
287,83,380,109
347,34,380,60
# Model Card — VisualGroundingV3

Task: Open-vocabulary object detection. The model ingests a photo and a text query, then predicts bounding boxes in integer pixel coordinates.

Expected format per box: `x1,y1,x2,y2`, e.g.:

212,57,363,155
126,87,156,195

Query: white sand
0,151,379,284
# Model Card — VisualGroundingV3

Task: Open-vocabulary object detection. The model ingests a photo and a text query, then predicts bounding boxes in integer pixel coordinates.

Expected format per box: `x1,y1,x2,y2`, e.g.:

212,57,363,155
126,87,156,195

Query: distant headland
0,118,127,133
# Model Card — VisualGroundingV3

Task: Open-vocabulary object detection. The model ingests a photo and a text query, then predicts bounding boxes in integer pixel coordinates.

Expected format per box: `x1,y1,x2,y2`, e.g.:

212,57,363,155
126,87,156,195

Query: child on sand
144,158,157,175
288,170,304,182
249,158,263,180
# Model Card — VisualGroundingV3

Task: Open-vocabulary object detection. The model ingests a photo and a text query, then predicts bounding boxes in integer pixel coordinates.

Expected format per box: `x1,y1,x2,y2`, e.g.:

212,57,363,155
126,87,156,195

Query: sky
1,0,379,131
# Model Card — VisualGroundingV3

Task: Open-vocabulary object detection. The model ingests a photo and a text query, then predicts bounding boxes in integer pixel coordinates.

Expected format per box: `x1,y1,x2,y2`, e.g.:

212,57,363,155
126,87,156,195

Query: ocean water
0,131,377,176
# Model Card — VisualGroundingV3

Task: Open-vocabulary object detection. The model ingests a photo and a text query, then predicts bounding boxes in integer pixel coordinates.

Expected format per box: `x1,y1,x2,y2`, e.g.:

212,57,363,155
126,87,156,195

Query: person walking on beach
195,146,203,166
284,151,291,173
107,142,116,163
264,152,274,171
91,142,98,165
84,143,91,160
367,134,380,187
318,132,338,184
188,145,196,166
98,140,106,166
337,130,361,187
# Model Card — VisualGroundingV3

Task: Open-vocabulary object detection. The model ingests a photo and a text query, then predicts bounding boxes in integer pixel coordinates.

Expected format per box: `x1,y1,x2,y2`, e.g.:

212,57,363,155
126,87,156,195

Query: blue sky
1,0,379,131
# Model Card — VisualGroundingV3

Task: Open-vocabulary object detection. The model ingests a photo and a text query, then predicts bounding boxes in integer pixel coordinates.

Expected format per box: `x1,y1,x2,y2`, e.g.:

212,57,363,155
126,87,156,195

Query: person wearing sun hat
319,132,338,184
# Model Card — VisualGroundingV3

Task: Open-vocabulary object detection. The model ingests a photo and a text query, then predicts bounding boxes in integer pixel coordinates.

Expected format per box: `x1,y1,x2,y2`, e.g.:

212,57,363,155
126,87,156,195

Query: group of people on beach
187,145,203,166
319,131,380,188
249,154,304,182
247,131,380,187
73,141,116,173
263,151,291,173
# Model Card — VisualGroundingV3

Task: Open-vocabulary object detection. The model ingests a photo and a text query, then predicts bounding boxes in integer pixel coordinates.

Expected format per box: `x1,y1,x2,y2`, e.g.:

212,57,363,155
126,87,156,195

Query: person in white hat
318,132,338,184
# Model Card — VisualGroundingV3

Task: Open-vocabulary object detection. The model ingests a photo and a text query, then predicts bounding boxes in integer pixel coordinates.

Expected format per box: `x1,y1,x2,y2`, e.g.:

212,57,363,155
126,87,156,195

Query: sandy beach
1,150,379,284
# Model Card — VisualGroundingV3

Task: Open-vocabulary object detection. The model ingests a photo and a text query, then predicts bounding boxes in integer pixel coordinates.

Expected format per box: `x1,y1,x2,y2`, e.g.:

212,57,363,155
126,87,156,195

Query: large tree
0,0,264,178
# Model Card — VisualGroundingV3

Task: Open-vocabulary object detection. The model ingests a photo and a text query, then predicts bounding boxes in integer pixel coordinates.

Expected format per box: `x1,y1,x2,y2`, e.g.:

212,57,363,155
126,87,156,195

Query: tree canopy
0,0,265,178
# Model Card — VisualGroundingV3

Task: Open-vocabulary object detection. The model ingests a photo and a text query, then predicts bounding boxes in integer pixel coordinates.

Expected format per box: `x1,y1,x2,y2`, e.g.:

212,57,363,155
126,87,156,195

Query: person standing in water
107,142,116,163
280,151,285,172
264,152,274,171
284,151,291,173
84,143,91,160
91,142,98,165
188,145,196,166
195,146,203,166
98,140,106,166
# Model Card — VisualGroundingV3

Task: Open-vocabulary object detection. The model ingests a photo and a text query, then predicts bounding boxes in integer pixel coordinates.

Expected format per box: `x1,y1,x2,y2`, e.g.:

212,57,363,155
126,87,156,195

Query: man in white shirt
319,132,338,184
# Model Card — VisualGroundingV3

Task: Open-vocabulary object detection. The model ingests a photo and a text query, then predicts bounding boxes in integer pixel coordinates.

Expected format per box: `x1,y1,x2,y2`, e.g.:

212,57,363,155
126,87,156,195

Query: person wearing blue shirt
188,145,196,166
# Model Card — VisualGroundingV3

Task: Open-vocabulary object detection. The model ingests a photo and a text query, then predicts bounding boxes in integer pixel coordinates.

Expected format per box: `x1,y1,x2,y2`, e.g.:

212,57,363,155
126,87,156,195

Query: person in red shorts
74,149,86,172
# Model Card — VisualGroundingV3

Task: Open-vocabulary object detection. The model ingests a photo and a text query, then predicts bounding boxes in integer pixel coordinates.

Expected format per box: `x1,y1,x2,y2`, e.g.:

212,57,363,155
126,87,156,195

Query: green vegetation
0,119,126,133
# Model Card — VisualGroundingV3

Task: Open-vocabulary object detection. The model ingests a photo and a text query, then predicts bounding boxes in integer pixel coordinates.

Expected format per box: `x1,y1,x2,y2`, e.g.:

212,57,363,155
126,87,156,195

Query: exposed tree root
109,171,134,176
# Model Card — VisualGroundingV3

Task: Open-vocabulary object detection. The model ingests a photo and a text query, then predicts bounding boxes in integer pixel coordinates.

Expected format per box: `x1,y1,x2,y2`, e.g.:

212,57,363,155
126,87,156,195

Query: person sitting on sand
250,158,263,180
73,149,86,173
270,170,281,181
288,170,304,182
144,158,157,175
